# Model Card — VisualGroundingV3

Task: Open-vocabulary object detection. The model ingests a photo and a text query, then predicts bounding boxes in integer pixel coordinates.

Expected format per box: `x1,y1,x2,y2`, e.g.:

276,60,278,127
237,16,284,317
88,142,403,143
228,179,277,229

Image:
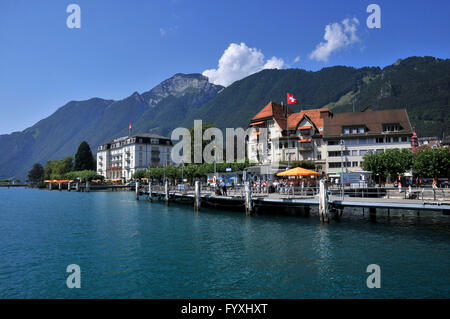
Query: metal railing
139,183,449,202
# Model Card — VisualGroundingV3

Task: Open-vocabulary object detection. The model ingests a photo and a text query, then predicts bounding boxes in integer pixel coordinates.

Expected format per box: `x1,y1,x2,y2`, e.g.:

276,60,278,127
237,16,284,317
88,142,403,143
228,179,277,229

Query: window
358,127,365,133
360,150,368,156
343,128,350,134
359,138,367,145
401,136,408,142
393,137,399,143
383,123,401,132
351,128,357,134
376,137,384,144
329,162,341,168
352,161,358,167
342,150,350,156
328,140,339,145
376,149,383,153
352,150,358,156
328,151,341,157
347,139,357,146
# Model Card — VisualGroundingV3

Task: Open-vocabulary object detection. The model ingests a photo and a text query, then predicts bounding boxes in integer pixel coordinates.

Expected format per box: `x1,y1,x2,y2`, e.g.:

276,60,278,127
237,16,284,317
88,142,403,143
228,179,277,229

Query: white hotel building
97,133,173,181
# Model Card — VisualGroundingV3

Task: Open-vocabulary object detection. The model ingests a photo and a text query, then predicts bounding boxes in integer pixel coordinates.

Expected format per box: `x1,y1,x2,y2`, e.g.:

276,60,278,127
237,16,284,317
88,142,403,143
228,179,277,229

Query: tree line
132,160,254,183
361,148,450,182
27,141,101,184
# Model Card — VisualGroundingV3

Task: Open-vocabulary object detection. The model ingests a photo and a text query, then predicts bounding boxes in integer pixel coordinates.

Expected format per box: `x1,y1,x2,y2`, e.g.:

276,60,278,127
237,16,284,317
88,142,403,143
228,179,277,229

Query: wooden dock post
58,182,62,191
319,179,329,223
49,182,52,190
194,181,201,211
148,182,153,202
369,207,376,221
68,182,71,192
86,181,90,192
135,181,140,200
165,180,169,205
245,180,253,215
76,182,80,192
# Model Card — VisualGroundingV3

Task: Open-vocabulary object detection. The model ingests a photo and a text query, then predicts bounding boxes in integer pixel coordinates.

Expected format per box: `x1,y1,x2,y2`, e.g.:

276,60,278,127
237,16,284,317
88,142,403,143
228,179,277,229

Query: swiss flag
287,93,299,104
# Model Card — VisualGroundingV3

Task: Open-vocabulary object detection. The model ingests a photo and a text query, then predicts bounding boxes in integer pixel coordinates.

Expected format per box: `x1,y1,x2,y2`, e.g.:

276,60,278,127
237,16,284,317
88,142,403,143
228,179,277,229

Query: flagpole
286,93,290,169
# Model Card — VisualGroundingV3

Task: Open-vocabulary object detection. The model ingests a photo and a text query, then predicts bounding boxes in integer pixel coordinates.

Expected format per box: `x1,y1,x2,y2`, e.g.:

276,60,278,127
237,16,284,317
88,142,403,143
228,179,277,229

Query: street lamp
181,160,184,183
213,145,217,191
339,139,345,199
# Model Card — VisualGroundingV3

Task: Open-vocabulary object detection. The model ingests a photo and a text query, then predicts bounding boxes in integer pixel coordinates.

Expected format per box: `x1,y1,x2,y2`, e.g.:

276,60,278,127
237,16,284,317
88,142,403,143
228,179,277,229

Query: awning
298,126,312,130
298,138,312,142
276,167,320,177
250,121,265,126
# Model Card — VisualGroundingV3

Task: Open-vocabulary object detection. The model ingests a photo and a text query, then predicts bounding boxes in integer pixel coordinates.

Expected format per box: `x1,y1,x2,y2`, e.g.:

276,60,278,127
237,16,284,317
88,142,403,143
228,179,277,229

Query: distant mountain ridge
0,73,223,179
0,56,448,179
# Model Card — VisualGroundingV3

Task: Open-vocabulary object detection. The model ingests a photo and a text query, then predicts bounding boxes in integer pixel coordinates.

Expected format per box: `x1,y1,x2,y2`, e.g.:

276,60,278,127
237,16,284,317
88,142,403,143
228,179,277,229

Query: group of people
252,178,318,195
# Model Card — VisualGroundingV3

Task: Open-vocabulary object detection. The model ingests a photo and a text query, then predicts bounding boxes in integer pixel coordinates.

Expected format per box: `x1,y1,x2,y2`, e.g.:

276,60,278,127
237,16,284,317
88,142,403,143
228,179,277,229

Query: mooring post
304,205,311,217
319,179,329,223
194,181,201,211
86,180,90,192
49,182,52,190
68,181,71,192
76,182,80,192
135,180,140,200
369,207,376,221
58,182,62,191
148,181,153,202
165,180,169,205
245,180,253,215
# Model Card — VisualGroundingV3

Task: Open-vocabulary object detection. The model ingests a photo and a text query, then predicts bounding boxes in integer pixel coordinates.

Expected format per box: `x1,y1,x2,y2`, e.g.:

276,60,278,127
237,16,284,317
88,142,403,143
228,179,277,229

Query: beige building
247,102,414,176
97,133,172,181
322,108,413,175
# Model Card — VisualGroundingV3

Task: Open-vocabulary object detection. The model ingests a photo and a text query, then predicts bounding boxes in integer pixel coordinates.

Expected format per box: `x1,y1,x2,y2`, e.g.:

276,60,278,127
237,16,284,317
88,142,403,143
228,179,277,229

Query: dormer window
383,123,402,132
343,126,365,134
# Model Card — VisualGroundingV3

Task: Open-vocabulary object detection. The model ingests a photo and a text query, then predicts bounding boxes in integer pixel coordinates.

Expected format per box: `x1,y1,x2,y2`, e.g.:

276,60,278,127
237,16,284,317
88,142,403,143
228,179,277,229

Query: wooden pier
38,180,450,221
139,182,450,222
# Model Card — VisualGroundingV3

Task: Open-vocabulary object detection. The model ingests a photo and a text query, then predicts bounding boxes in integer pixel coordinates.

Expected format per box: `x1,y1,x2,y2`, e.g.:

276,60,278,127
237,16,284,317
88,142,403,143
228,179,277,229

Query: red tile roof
251,102,294,129
250,102,327,135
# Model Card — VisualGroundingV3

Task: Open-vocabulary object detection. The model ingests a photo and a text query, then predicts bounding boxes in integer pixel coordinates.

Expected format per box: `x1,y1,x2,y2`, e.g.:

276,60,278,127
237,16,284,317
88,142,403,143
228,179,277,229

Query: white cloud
293,56,301,64
159,25,178,37
309,18,359,62
202,42,284,86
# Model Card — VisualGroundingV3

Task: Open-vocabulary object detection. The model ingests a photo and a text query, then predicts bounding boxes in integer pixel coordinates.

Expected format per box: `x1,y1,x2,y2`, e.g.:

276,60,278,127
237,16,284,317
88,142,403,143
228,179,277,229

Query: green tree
56,156,74,177
132,169,148,180
28,163,45,183
44,160,59,179
188,123,217,163
382,149,413,178
65,170,103,182
361,151,386,182
74,141,95,171
412,148,450,178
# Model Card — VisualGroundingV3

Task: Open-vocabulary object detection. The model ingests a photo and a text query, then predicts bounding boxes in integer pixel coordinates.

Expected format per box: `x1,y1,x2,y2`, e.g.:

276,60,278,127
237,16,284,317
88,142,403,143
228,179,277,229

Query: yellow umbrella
276,167,320,177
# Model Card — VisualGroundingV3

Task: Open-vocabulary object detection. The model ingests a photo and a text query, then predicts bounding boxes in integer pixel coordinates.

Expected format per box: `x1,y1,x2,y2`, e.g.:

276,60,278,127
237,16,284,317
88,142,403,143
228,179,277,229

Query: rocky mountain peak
141,73,224,107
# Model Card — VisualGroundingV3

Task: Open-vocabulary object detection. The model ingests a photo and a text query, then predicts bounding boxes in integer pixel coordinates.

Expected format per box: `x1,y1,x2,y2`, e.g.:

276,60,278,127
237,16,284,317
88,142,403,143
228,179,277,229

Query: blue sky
1,0,449,134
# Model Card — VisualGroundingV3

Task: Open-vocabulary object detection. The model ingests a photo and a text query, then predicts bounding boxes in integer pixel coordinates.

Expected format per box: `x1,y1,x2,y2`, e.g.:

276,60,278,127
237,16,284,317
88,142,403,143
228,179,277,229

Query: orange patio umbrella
276,167,320,177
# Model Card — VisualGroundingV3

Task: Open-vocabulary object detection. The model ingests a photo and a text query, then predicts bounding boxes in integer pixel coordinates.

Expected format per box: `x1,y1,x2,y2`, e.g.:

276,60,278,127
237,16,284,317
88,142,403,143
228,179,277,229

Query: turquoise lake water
0,187,449,298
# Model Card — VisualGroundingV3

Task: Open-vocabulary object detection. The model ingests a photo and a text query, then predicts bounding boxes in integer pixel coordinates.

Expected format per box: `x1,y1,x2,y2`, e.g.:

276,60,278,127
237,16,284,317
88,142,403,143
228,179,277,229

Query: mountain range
1,56,448,179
